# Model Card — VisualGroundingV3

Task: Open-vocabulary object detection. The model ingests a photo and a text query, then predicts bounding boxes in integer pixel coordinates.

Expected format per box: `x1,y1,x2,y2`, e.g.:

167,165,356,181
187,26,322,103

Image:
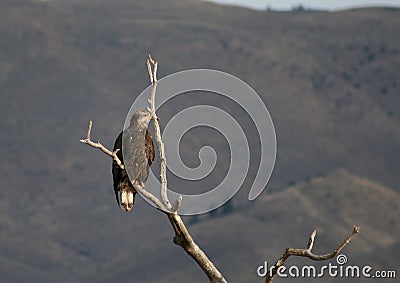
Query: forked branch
265,226,360,283
80,121,124,169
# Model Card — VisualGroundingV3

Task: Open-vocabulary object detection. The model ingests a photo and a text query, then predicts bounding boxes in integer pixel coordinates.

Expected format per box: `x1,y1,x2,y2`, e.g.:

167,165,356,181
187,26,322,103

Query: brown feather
145,129,155,166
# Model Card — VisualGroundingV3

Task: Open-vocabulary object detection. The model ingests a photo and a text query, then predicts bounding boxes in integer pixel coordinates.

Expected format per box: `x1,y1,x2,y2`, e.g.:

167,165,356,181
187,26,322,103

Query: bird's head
130,110,152,129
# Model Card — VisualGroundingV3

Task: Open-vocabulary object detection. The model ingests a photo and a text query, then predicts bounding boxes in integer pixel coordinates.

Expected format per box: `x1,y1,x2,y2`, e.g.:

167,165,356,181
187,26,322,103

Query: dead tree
80,55,359,283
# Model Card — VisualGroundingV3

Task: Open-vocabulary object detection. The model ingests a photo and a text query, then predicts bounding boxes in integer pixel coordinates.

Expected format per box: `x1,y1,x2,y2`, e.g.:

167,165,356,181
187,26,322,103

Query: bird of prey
112,110,155,211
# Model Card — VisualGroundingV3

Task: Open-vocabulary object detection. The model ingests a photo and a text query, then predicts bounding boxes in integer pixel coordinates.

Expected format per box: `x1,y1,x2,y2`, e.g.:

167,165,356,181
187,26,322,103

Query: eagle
112,110,155,211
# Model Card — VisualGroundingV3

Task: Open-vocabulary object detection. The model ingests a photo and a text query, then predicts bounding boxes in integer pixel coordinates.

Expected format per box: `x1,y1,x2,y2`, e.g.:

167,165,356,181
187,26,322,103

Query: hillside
0,0,399,282
87,169,400,282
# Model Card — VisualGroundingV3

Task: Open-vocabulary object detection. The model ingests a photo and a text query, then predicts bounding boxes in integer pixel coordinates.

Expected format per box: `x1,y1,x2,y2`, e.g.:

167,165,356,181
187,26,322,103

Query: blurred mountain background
0,0,399,282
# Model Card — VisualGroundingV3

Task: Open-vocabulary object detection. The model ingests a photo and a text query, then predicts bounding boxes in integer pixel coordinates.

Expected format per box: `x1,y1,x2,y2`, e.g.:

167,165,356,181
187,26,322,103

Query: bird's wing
145,129,155,166
112,131,123,205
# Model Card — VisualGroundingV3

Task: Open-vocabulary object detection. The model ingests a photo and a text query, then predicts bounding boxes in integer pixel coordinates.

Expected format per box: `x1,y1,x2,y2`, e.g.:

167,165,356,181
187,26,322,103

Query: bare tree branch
265,225,360,283
165,212,228,283
146,54,157,115
146,55,172,210
80,121,125,170
134,182,166,211
146,56,226,282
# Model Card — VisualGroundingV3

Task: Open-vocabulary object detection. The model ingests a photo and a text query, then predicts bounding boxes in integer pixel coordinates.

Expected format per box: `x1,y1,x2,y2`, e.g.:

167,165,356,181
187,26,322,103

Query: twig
307,229,317,251
80,121,124,170
170,195,183,213
146,54,157,115
265,226,360,283
146,54,157,86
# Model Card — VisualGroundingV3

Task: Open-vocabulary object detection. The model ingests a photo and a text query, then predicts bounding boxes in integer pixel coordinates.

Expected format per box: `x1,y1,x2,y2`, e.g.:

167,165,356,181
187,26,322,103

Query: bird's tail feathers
120,189,135,212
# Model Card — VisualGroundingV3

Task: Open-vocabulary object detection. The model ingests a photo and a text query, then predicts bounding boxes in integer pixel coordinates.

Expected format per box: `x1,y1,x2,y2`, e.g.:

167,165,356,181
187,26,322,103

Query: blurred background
1,0,399,282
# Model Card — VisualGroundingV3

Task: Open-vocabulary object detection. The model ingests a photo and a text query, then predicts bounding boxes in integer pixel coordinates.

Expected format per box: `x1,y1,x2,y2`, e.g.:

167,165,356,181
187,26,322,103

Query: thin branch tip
171,195,183,212
307,229,317,250
147,54,157,64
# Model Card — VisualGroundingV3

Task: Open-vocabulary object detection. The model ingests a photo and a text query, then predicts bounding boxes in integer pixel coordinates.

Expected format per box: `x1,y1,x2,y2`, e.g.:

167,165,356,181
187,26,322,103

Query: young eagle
112,110,155,212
